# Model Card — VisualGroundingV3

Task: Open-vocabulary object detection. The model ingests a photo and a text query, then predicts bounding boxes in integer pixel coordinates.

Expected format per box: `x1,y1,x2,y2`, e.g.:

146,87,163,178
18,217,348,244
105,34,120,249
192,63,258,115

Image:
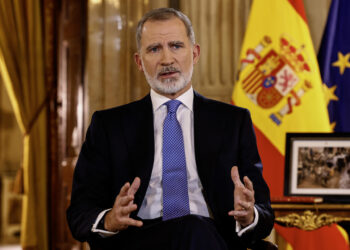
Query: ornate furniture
272,203,350,230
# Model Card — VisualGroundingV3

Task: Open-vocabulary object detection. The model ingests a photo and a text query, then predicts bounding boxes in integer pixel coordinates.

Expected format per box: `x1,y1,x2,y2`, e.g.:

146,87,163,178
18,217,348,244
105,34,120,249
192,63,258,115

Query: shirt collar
150,86,194,112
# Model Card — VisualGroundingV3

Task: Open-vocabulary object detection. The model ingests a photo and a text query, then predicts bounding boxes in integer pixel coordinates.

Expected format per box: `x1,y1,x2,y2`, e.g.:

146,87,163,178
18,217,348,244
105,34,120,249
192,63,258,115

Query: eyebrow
169,41,185,46
146,43,161,51
145,40,185,51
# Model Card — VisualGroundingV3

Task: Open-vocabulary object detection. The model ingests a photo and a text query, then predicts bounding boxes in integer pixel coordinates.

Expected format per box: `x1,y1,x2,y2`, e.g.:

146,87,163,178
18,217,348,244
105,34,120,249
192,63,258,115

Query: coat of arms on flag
239,35,313,126
233,0,345,249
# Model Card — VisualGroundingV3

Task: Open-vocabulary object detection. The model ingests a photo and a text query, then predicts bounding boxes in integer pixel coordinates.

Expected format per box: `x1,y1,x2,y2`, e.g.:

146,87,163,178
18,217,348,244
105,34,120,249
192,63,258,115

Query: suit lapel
193,92,221,187
193,92,228,212
193,92,207,174
121,94,154,208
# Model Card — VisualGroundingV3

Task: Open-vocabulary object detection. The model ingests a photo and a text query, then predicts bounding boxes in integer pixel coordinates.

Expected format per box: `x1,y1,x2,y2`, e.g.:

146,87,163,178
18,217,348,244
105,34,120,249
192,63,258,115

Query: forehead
141,17,188,45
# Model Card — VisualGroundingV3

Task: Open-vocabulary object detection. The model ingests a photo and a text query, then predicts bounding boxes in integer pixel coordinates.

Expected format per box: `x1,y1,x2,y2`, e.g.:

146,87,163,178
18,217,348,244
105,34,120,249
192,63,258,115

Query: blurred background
1,0,346,249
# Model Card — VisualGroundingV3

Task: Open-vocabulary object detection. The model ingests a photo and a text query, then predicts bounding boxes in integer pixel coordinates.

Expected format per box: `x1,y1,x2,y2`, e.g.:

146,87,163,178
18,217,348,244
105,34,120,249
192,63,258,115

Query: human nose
160,47,174,66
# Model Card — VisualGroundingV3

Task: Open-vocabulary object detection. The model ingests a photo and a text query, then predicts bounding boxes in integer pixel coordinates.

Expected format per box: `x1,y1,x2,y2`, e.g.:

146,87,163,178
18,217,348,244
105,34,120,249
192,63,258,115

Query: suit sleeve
66,111,114,242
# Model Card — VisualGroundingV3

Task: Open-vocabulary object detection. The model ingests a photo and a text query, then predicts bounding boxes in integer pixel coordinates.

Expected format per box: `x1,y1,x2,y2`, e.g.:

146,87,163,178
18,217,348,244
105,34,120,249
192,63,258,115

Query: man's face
134,17,200,98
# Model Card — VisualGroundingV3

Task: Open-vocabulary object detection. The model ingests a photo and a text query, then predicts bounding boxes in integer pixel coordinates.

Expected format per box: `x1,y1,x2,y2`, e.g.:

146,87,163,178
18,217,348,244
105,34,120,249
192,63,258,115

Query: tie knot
165,100,182,113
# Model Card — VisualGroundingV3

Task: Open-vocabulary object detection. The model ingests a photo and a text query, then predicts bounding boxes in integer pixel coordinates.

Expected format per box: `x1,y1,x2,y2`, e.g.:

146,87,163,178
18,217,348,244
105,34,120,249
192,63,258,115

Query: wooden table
272,203,350,230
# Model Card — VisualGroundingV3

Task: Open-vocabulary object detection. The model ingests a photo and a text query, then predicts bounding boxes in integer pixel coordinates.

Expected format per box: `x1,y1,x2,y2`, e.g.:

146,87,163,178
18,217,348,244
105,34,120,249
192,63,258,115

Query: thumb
231,166,242,186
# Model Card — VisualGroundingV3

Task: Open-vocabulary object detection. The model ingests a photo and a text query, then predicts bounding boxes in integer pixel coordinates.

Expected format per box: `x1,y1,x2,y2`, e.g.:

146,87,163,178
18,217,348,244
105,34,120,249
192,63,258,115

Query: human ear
192,44,200,65
134,52,143,71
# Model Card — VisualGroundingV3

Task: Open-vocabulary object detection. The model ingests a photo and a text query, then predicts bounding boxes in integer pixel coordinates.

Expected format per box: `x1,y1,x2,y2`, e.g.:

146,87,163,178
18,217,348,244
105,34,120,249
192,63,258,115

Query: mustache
157,66,180,76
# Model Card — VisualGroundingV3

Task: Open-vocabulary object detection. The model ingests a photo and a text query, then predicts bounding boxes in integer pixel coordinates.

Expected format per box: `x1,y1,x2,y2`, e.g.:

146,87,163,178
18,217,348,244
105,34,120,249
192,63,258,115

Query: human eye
150,47,159,52
170,42,184,50
147,45,160,53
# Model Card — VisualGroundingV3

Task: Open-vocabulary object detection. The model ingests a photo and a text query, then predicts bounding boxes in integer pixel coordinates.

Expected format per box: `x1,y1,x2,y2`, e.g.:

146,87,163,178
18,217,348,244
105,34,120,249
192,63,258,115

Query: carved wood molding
275,210,350,231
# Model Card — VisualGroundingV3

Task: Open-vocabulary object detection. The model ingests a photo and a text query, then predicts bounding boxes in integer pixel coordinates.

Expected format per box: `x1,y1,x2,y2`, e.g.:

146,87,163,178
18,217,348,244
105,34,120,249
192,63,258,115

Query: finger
128,177,141,196
242,188,253,197
229,210,249,217
238,200,252,211
120,203,138,215
243,176,254,192
119,194,134,206
228,210,241,216
120,217,143,227
231,166,242,186
114,182,131,207
242,191,255,204
125,218,143,227
234,202,244,211
120,182,131,196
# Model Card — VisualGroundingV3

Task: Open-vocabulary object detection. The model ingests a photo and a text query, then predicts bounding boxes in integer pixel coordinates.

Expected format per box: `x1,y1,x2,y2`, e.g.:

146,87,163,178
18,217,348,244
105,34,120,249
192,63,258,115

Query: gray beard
142,62,193,95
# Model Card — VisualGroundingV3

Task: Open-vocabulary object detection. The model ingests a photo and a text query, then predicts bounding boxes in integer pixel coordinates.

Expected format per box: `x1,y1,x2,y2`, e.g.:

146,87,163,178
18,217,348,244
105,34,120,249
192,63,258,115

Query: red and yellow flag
232,0,348,249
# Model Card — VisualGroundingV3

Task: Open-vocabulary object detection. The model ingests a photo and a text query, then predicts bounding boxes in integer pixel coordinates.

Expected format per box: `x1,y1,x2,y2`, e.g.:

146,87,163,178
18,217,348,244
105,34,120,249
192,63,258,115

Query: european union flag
318,0,350,132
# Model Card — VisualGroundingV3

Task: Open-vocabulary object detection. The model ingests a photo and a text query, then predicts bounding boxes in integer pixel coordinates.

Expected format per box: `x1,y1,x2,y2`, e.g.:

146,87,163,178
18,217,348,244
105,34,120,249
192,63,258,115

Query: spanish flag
232,0,348,249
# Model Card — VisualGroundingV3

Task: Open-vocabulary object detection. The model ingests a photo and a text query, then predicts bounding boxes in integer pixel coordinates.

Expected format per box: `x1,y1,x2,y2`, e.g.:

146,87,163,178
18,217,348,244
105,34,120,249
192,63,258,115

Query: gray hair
136,8,195,51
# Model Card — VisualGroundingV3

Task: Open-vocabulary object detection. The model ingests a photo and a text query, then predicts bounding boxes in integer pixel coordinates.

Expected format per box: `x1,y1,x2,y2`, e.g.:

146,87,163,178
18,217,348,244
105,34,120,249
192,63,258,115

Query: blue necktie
162,100,190,221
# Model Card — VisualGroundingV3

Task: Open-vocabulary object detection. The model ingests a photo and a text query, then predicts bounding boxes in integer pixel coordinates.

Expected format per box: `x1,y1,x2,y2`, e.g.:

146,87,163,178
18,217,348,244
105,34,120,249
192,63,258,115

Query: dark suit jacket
67,91,274,249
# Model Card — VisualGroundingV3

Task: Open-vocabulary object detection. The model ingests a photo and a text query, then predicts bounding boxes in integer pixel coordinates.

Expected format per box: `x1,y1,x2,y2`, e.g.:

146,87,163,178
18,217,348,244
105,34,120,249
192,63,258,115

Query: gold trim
272,203,350,210
275,210,350,230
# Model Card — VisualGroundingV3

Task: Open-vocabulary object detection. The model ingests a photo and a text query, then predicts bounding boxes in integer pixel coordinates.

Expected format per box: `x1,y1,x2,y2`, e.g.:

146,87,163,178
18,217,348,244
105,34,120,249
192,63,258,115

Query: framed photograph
284,133,350,201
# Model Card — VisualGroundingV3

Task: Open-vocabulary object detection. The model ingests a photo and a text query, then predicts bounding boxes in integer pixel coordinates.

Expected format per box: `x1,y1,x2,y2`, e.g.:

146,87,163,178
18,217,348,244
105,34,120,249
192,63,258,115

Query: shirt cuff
91,208,118,237
235,206,259,237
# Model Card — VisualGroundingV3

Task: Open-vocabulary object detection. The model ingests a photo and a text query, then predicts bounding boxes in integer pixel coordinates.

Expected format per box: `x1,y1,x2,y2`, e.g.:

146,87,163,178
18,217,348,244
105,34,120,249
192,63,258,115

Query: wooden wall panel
86,0,169,124
51,0,87,249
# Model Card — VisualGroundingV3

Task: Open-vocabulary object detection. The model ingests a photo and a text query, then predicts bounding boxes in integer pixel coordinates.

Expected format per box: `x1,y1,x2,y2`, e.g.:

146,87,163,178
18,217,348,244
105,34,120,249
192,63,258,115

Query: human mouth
158,67,180,79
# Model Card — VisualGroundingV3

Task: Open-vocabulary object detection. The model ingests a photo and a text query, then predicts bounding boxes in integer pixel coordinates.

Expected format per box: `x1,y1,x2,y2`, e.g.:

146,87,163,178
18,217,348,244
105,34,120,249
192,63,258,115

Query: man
67,8,274,250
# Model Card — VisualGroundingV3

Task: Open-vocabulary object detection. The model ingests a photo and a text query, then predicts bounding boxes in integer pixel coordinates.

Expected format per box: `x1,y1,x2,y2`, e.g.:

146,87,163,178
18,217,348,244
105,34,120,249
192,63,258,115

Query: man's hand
228,166,255,227
104,177,143,232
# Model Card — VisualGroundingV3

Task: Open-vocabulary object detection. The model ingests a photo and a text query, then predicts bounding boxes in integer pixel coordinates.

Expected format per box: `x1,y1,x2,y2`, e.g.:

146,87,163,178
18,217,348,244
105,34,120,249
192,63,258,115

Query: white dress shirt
92,87,258,237
138,87,210,218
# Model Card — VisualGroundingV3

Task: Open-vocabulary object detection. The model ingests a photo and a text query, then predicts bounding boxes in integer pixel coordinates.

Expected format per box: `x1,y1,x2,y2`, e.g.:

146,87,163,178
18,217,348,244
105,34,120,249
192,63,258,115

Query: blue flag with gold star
318,0,350,132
